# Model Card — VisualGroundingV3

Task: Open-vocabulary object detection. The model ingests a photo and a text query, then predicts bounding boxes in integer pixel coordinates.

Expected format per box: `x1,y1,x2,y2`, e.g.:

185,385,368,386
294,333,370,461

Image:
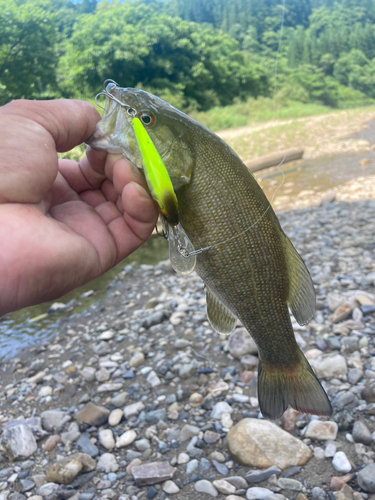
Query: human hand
0,99,158,315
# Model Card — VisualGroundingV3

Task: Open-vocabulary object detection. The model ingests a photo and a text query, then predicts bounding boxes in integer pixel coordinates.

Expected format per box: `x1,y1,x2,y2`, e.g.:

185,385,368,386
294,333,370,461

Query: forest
1,0,375,113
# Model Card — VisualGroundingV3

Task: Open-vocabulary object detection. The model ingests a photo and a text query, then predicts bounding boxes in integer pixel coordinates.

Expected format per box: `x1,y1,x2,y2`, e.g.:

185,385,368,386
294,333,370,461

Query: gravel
0,197,375,499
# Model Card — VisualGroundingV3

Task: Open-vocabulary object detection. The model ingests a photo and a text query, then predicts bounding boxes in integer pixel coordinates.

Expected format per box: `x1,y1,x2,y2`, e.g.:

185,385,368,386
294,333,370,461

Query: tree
0,0,58,105
59,2,269,110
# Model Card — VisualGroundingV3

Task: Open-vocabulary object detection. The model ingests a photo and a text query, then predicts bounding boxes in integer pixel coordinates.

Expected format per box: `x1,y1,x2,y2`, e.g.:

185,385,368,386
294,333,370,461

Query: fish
88,82,332,419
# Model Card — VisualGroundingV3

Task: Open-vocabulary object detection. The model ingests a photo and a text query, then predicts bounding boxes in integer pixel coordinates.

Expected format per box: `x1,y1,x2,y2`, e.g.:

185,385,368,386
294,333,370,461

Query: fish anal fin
282,234,315,326
258,350,332,420
206,288,237,335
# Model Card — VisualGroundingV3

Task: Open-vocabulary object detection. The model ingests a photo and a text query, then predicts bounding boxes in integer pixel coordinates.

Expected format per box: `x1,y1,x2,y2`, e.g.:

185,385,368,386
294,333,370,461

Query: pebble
129,351,145,368
99,429,115,450
211,401,233,419
131,462,175,486
124,401,145,419
324,442,337,457
96,453,119,473
246,487,274,499
162,480,179,494
38,483,59,497
277,477,303,491
115,430,137,448
352,420,373,445
357,463,375,492
194,480,218,497
213,479,236,494
332,451,352,473
75,403,109,426
309,353,348,378
46,456,83,485
3,197,375,500
246,466,281,484
305,420,338,440
178,424,200,442
108,409,123,426
228,328,258,358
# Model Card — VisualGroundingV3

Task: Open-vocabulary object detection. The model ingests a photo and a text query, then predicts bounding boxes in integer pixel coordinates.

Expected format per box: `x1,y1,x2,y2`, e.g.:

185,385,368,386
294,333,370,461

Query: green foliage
1,0,375,119
0,0,59,105
59,2,268,111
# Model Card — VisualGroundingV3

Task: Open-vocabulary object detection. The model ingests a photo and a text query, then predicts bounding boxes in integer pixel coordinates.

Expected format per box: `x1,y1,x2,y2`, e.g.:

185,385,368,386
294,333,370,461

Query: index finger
0,99,101,204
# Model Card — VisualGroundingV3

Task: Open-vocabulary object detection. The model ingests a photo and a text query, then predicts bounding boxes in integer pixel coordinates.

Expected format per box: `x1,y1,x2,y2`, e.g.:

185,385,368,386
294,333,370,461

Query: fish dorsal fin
206,287,237,335
282,234,315,326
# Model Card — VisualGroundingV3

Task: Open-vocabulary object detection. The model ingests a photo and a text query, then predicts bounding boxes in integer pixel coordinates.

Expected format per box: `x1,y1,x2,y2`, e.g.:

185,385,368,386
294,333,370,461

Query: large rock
228,328,258,358
309,353,347,379
131,461,175,486
227,418,312,469
0,424,37,460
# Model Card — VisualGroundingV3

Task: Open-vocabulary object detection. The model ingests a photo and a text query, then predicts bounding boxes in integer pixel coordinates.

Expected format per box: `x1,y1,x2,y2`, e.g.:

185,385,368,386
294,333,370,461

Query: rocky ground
1,197,375,500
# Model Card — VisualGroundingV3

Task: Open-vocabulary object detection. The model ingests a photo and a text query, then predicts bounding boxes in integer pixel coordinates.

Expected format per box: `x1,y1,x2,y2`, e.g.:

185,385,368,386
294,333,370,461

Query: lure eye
140,111,156,126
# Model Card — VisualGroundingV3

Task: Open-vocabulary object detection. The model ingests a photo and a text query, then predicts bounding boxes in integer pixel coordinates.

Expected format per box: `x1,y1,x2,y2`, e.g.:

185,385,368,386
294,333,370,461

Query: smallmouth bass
88,82,332,419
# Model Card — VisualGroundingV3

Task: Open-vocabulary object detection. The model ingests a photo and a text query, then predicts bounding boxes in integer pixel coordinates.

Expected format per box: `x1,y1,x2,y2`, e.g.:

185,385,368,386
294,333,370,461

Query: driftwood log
245,148,304,173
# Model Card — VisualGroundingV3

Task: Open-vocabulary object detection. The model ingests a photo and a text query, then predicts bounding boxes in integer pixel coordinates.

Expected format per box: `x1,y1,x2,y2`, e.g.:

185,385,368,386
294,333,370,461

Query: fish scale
88,84,332,420
178,141,292,362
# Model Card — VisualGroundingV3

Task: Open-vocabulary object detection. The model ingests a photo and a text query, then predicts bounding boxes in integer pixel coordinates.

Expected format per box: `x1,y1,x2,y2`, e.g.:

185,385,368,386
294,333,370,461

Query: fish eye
140,111,156,126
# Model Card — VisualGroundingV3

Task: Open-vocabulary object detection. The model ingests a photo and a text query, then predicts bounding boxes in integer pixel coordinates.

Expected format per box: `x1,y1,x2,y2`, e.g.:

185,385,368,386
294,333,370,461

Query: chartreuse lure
132,117,179,226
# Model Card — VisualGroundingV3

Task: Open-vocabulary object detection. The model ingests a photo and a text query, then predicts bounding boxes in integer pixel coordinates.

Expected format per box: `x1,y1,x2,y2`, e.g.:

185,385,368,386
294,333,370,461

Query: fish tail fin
257,350,332,420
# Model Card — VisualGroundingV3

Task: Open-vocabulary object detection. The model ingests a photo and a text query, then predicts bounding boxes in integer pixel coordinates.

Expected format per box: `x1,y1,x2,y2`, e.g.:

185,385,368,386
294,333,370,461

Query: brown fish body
89,85,332,419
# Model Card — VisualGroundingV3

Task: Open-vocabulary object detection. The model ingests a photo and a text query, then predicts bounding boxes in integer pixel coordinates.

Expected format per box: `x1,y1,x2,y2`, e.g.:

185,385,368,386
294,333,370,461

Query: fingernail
130,181,150,201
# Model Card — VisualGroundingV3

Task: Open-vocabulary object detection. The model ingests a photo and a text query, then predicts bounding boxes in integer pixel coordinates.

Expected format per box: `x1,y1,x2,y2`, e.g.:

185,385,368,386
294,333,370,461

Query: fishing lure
132,117,179,227
132,116,196,275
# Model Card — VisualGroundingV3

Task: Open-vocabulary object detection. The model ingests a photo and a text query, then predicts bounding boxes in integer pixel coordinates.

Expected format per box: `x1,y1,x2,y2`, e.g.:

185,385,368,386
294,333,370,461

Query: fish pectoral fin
282,234,315,326
206,287,237,335
258,350,332,420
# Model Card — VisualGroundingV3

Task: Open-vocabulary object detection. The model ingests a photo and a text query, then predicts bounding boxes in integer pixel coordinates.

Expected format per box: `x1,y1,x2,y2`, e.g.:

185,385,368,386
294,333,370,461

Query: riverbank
218,107,375,162
1,196,375,500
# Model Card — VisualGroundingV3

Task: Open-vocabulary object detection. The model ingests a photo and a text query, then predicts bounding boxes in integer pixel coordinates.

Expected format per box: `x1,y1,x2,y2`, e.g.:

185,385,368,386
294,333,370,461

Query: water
259,121,375,203
1,121,374,359
0,235,169,360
